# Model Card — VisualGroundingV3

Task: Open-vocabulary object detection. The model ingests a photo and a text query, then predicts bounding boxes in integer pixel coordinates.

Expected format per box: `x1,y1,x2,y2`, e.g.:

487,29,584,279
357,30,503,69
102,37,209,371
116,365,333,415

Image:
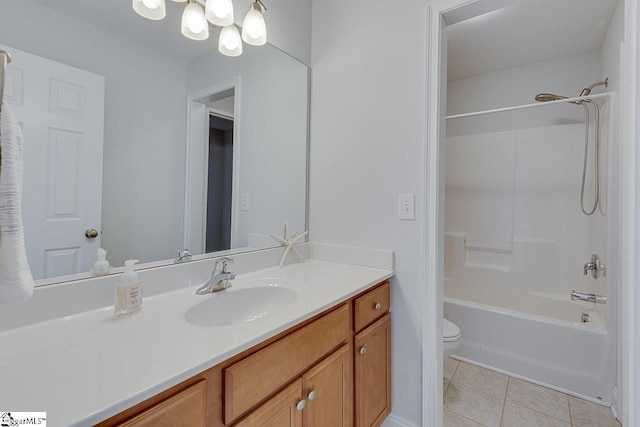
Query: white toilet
443,318,461,357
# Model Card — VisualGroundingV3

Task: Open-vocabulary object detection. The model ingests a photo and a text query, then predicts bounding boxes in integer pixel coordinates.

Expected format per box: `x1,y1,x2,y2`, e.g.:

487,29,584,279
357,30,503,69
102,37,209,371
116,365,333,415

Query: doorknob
85,228,99,239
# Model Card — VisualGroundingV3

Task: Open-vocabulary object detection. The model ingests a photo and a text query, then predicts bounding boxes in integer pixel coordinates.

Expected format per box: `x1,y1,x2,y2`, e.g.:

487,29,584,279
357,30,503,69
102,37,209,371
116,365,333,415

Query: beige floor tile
568,396,620,427
501,402,570,427
444,377,451,394
444,382,504,427
444,357,460,380
505,378,570,422
444,409,486,427
452,362,508,397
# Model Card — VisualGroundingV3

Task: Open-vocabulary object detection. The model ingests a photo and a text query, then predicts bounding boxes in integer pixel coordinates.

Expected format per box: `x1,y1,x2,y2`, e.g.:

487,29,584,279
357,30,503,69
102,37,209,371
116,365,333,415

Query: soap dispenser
90,248,111,276
114,259,143,319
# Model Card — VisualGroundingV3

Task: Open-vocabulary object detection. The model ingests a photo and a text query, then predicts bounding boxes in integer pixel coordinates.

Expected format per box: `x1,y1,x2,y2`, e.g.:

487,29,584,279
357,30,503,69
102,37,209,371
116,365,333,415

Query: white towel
0,102,34,303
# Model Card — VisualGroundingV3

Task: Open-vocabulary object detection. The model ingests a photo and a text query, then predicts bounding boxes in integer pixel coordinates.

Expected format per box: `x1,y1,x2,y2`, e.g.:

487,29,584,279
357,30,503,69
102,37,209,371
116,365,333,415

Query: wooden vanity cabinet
100,280,391,427
232,379,304,427
224,304,351,423
353,281,391,427
234,343,353,427
354,314,391,427
116,380,207,427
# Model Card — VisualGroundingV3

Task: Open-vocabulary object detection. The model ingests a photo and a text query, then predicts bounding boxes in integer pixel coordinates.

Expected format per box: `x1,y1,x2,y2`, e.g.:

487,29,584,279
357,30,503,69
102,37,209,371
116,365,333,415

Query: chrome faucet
196,257,236,295
583,253,603,279
174,248,192,264
571,290,607,304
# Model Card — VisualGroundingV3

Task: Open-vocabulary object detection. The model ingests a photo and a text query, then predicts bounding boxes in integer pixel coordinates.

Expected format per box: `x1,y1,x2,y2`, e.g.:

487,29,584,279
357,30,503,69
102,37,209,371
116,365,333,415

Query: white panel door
1,44,105,280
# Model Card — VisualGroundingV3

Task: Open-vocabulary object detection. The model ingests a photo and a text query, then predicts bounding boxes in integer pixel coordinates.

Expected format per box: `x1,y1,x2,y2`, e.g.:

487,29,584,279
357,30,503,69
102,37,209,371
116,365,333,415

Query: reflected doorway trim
184,77,242,254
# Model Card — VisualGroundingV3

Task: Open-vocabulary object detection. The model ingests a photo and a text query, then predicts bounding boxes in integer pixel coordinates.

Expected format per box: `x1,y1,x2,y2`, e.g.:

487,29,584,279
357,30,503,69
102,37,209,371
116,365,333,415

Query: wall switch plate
398,194,415,220
240,194,249,212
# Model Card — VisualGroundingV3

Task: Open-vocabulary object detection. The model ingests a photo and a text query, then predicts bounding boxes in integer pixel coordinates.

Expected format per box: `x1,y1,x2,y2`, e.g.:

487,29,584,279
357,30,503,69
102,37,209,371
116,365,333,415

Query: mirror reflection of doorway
206,112,234,253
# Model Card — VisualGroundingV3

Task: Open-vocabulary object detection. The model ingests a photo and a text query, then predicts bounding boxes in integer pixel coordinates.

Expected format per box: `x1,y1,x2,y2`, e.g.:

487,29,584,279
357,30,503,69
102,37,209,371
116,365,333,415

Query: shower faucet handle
583,253,603,279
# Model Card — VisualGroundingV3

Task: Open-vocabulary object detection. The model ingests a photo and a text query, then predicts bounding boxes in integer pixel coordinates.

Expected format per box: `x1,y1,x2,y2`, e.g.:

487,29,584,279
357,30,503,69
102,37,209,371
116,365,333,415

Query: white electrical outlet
240,194,250,212
398,194,415,220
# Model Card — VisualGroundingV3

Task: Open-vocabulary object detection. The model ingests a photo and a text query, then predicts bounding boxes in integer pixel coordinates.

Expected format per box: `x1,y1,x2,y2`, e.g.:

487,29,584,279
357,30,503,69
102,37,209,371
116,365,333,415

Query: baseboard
381,413,420,427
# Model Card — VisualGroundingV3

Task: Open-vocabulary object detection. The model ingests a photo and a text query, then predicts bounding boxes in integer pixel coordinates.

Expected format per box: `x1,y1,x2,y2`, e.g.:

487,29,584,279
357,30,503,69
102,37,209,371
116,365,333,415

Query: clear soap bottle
114,259,143,319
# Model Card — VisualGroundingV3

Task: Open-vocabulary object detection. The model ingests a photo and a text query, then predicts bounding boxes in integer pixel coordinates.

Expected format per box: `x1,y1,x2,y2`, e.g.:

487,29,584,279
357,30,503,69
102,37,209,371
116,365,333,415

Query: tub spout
571,290,607,304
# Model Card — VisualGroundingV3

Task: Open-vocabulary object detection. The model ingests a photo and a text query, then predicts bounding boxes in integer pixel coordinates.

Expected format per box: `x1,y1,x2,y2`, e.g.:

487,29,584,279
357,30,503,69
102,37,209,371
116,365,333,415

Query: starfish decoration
270,223,308,267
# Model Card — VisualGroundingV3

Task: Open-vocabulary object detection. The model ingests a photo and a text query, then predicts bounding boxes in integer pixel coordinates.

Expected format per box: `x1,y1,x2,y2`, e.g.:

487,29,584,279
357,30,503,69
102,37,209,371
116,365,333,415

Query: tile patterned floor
443,358,621,427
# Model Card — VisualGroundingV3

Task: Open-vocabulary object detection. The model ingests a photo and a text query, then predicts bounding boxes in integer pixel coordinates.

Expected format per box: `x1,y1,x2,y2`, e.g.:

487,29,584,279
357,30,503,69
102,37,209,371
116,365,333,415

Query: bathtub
444,286,615,404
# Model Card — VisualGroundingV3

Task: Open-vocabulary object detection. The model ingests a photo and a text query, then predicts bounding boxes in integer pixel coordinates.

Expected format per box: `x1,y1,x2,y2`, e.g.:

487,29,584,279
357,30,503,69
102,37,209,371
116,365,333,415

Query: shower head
534,79,609,105
534,93,568,102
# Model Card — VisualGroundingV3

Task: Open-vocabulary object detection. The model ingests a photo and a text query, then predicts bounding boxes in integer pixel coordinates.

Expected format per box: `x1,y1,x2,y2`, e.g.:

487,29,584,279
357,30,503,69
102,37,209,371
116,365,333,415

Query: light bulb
181,3,209,40
205,0,234,26
133,0,166,20
142,0,159,9
224,34,239,50
219,25,243,57
241,2,266,46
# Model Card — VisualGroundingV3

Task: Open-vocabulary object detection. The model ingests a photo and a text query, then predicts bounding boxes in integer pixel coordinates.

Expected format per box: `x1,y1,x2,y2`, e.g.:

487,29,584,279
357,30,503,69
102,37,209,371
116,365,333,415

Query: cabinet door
302,343,353,427
118,380,206,427
354,314,391,427
233,379,304,427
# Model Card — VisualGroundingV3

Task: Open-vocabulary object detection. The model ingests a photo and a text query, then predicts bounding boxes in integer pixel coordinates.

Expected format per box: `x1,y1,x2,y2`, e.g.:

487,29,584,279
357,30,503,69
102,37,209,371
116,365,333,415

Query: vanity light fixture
219,25,243,57
181,2,209,40
205,0,234,26
132,0,167,20
132,0,267,57
241,0,267,46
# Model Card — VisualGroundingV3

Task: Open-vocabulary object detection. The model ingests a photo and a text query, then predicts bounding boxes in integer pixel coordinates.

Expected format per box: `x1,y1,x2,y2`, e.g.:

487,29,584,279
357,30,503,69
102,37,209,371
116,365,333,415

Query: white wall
187,45,308,250
310,0,427,425
0,0,187,268
249,0,312,65
447,51,603,137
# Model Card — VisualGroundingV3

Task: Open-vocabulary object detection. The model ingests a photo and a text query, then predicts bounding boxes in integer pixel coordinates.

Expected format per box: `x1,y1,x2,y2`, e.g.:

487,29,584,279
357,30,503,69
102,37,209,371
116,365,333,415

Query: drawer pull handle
296,400,307,411
374,303,382,310
360,346,366,355
308,390,318,401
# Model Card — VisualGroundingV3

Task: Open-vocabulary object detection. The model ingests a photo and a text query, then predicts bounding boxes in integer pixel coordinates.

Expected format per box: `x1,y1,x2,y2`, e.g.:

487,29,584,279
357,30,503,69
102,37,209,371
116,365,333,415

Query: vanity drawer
224,303,351,423
118,380,206,427
354,281,390,332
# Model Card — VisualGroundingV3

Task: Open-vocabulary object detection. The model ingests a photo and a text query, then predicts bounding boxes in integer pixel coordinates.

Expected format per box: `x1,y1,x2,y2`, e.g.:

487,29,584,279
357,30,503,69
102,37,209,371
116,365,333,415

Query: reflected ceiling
33,0,226,60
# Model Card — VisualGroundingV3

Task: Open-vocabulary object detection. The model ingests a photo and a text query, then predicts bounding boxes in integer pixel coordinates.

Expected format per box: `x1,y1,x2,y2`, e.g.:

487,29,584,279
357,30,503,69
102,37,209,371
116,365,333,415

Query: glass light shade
219,25,243,57
181,3,209,41
132,0,166,20
205,0,234,26
241,8,266,46
170,0,187,2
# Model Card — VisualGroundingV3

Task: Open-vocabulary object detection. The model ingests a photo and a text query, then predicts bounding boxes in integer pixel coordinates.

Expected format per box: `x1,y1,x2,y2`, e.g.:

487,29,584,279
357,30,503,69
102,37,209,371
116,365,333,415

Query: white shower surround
444,118,615,402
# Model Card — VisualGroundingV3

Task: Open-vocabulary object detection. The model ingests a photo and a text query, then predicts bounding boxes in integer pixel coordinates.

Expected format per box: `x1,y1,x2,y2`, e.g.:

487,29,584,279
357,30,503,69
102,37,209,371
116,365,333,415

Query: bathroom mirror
0,0,308,285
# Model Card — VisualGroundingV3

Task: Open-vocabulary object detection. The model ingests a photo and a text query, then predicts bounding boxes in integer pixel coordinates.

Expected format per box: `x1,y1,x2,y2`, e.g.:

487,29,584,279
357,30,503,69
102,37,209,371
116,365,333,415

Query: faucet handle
214,256,235,273
174,248,192,264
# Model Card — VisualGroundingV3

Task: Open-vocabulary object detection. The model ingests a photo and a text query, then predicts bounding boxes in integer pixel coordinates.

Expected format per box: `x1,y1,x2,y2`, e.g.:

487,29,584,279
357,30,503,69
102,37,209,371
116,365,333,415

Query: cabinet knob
359,346,366,355
296,400,307,411
374,302,382,310
308,390,318,401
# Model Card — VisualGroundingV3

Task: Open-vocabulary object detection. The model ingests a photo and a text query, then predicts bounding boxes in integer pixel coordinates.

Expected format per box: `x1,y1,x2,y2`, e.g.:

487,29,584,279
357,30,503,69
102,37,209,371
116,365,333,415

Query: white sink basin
185,284,298,327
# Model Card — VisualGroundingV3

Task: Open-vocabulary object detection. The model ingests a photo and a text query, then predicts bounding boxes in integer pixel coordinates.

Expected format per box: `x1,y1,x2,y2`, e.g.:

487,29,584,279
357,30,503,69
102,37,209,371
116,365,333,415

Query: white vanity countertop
0,259,393,426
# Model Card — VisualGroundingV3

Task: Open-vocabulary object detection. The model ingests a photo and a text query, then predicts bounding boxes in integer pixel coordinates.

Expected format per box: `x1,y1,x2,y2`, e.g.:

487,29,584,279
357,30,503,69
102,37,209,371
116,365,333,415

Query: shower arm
579,78,609,98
